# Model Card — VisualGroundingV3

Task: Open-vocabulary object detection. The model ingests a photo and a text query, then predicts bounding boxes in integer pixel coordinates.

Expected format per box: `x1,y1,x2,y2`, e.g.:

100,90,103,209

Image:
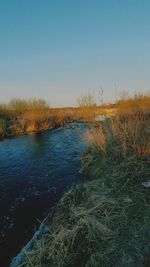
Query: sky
0,0,150,107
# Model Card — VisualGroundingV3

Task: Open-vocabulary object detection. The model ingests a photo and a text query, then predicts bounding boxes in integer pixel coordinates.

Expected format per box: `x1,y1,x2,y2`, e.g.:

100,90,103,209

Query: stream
0,122,89,267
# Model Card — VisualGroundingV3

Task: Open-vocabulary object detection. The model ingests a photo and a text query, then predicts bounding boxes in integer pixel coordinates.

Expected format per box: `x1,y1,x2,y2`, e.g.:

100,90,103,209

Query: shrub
9,98,49,115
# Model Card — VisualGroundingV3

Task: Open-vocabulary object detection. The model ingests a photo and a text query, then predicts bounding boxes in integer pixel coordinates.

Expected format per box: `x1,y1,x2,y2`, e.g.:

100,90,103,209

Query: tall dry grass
111,112,150,159
85,93,150,160
84,125,107,154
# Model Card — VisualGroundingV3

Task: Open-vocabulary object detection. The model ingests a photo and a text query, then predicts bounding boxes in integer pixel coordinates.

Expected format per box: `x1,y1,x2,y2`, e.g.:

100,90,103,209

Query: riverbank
11,150,150,267
0,98,116,139
10,94,150,267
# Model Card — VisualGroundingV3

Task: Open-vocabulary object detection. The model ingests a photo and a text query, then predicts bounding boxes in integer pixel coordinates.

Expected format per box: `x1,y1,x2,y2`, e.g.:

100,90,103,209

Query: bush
9,98,49,115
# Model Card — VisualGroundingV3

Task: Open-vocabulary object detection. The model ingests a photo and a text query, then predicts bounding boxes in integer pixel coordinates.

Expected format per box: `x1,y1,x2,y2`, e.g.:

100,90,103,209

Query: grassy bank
12,94,150,267
0,98,116,139
0,99,73,138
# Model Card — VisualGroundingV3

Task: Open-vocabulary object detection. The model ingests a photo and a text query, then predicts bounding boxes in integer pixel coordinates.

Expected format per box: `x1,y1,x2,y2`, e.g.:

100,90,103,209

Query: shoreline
0,119,91,141
10,216,50,267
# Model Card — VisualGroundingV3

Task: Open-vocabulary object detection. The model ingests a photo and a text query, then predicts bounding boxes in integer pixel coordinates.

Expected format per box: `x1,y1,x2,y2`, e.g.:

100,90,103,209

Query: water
0,122,89,267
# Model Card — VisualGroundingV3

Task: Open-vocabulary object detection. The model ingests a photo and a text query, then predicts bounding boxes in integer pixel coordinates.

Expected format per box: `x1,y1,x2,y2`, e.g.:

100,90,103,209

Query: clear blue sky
0,0,150,107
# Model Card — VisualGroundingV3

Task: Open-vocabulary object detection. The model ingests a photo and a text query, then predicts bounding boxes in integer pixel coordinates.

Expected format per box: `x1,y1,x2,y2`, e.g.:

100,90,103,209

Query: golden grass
15,156,150,267
0,97,117,137
84,125,107,154
85,93,150,160
111,113,150,159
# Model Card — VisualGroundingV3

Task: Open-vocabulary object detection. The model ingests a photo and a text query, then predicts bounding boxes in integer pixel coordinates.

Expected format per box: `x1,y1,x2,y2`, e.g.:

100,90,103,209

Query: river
0,122,89,267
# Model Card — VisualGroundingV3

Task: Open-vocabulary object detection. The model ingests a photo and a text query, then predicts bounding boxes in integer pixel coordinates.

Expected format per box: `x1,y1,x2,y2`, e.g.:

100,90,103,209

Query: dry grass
111,113,150,159
84,125,107,154
116,93,150,115
84,93,150,160
0,98,117,138
14,155,150,267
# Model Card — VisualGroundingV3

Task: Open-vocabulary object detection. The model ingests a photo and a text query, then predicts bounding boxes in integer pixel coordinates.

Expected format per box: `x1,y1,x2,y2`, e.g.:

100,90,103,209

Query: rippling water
0,122,89,267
